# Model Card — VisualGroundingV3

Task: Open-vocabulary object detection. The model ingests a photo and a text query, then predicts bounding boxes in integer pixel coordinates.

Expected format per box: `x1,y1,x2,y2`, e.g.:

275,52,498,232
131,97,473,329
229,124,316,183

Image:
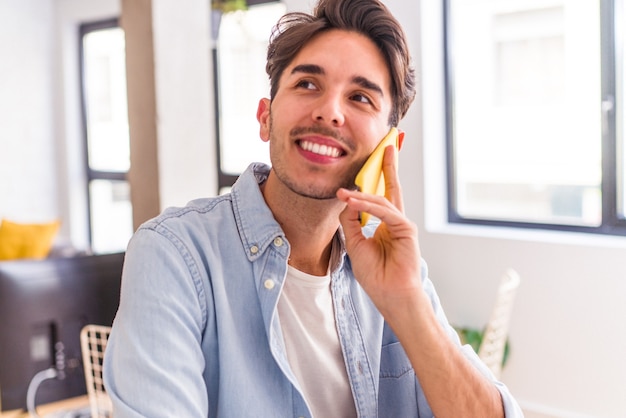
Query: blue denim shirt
104,163,523,417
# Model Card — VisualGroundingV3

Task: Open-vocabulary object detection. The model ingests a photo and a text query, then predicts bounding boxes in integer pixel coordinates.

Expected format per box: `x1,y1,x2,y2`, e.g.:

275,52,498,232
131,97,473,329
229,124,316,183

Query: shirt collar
230,163,350,269
231,163,289,262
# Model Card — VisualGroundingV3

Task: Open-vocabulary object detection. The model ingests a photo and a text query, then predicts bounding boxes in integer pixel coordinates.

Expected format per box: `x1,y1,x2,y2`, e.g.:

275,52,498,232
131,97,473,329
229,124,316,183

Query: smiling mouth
298,140,344,158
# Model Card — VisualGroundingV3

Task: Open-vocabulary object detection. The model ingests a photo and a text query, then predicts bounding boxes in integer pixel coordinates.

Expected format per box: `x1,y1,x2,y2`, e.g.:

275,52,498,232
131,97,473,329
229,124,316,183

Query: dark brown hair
266,0,416,126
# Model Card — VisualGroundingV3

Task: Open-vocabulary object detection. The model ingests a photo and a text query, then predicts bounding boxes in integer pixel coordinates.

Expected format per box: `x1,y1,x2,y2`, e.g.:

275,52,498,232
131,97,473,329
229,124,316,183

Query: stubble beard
268,121,361,200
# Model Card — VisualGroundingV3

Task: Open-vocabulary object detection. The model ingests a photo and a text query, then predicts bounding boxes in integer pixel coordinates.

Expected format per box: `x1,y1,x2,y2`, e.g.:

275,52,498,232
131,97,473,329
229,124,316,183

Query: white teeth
300,140,341,157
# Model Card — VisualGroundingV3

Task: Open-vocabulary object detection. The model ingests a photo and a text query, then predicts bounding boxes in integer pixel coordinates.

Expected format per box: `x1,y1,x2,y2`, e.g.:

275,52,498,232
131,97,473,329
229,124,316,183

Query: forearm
336,172,510,415
383,291,504,418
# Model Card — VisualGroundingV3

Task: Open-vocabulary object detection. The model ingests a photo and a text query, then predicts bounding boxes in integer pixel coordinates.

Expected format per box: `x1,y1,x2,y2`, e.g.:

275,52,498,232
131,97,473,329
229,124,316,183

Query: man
104,0,523,416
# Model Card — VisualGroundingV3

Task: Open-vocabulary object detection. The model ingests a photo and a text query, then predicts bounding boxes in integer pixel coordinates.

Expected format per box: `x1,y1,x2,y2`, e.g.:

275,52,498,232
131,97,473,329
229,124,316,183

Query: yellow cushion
0,219,61,261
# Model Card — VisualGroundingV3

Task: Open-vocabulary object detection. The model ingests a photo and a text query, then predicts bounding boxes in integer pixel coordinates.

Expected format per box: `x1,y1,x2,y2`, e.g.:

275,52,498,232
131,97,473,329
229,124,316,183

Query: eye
351,92,373,105
295,79,317,90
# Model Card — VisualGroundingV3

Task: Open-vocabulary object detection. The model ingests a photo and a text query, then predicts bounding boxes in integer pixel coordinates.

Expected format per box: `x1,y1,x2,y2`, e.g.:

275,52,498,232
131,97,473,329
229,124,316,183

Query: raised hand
336,145,422,319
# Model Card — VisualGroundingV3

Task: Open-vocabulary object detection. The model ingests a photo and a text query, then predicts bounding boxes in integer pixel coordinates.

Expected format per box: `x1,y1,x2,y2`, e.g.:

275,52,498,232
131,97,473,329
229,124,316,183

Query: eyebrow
291,64,385,97
353,76,384,97
291,64,324,76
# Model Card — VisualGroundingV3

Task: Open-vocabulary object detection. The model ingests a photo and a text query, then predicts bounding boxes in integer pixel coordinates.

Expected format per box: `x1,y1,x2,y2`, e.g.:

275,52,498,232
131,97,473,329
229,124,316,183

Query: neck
261,170,345,276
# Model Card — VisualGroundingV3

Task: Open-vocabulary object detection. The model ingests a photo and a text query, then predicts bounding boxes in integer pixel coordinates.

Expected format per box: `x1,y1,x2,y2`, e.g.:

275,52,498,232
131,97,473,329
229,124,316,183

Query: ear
397,130,405,151
257,98,271,142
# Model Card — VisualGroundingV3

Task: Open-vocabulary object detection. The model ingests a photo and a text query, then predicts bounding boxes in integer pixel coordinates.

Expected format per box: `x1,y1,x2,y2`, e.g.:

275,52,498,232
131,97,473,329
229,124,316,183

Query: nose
313,93,345,127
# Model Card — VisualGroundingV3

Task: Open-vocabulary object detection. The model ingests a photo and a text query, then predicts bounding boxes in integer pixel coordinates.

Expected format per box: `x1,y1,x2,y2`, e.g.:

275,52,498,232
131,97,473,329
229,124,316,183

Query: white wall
0,0,58,224
122,0,217,222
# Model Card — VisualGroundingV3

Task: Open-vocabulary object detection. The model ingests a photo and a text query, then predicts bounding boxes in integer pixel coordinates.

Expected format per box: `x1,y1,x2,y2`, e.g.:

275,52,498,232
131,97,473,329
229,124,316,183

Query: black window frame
443,0,626,236
78,18,129,246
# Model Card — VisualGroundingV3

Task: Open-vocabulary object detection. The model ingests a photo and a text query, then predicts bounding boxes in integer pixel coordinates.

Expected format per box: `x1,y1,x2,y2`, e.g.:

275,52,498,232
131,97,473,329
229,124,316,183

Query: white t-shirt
277,265,357,418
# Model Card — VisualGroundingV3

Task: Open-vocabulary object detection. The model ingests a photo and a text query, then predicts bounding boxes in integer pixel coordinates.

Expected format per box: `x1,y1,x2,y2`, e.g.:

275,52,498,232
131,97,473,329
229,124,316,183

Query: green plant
212,0,247,13
455,326,510,368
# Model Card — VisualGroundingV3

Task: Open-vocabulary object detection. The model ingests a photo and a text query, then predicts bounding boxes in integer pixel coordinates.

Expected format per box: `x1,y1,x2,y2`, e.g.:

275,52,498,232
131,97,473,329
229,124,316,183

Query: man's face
257,29,394,200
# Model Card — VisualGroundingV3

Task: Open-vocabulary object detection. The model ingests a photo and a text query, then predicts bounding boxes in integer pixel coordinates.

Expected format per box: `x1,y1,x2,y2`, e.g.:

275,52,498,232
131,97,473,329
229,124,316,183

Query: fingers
337,196,364,247
338,144,405,228
382,145,404,213
338,188,402,227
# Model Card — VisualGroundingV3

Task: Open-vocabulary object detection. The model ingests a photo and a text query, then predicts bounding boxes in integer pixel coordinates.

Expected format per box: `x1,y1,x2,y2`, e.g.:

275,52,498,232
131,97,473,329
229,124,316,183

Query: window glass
83,27,130,172
216,2,286,174
448,0,602,226
89,180,132,253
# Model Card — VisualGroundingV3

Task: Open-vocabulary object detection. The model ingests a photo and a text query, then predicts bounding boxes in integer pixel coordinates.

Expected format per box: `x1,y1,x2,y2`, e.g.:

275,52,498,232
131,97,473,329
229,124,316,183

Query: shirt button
250,245,259,254
264,279,275,290
273,237,284,247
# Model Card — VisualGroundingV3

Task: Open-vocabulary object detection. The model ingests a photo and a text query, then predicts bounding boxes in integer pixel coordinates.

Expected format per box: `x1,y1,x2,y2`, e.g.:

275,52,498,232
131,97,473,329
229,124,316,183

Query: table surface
1,395,90,418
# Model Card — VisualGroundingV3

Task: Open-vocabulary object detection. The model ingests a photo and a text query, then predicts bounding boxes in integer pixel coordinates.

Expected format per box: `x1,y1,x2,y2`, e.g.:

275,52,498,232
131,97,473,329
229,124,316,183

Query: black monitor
0,252,124,412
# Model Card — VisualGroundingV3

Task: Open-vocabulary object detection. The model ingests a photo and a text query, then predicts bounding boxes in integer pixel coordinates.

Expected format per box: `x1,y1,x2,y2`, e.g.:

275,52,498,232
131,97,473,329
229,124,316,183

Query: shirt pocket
378,341,420,416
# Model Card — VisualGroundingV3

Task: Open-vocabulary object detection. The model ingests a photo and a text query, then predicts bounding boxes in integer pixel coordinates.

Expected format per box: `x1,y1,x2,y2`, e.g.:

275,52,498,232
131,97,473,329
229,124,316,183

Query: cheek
359,125,389,154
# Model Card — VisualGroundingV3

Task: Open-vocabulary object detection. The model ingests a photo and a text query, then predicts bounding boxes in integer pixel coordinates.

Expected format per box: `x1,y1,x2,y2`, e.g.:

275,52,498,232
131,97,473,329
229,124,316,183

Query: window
213,1,286,193
616,0,625,218
80,19,133,252
445,0,626,235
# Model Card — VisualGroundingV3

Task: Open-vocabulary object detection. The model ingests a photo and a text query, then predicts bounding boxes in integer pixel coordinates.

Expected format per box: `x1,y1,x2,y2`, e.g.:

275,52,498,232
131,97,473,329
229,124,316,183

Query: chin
294,188,338,201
